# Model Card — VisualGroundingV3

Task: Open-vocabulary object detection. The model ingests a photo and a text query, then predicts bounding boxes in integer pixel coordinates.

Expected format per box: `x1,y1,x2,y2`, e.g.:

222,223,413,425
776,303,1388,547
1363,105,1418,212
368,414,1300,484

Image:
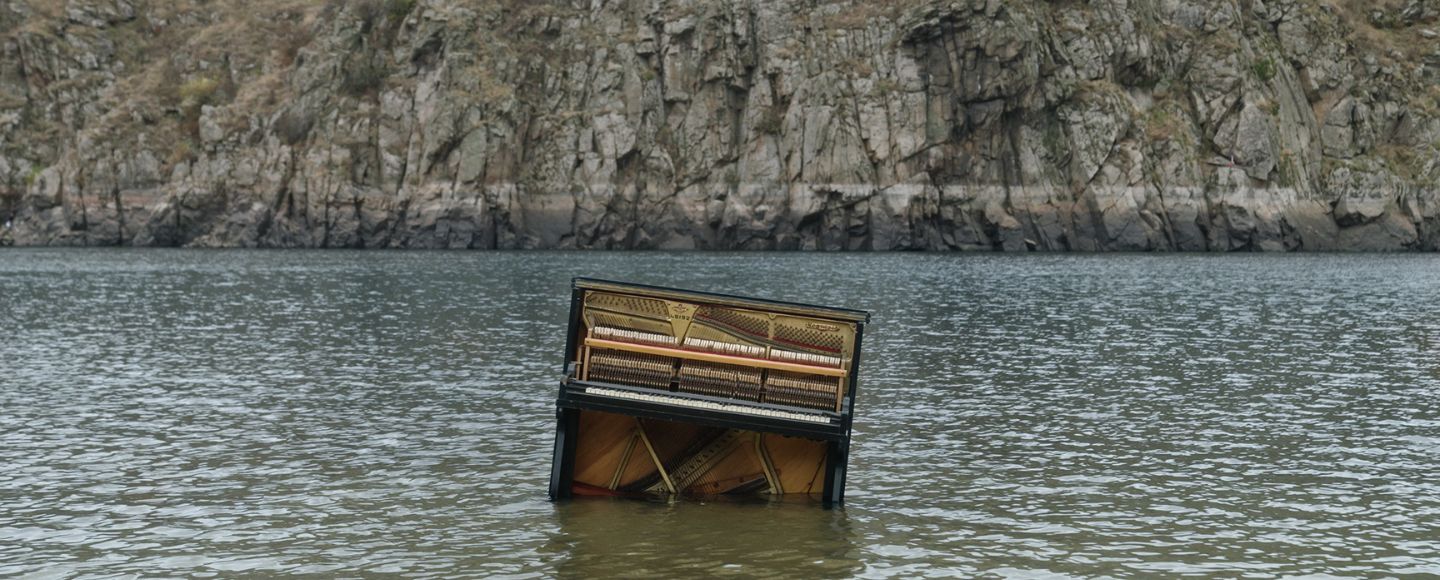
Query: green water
2,249,1439,577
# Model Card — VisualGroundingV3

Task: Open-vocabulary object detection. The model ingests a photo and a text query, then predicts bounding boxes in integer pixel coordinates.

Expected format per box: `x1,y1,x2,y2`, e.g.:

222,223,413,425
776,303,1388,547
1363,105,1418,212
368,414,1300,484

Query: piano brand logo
807,322,840,332
668,303,696,319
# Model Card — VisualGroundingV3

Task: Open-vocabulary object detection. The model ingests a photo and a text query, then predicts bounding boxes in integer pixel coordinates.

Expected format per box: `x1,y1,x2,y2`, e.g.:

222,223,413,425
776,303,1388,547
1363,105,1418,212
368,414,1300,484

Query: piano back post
549,285,587,500
822,321,864,506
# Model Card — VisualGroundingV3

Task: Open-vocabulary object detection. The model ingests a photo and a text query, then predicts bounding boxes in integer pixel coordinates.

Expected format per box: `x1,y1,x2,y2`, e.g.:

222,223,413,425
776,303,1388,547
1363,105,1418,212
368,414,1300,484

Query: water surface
3,250,1439,577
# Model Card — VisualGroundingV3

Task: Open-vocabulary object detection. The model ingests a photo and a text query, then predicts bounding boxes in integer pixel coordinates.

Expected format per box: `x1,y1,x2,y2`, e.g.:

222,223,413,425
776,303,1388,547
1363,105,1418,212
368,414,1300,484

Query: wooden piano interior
571,412,829,496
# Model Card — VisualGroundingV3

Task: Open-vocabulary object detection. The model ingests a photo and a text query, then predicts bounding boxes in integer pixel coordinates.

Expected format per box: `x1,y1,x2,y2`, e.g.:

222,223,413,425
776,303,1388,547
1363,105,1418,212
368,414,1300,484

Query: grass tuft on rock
1251,58,1276,82
178,77,220,108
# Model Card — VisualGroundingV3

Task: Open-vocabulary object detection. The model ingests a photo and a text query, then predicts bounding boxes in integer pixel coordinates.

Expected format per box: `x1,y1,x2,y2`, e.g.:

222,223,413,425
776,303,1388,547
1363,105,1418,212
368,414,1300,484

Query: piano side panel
547,408,580,500
761,434,830,495
571,410,641,487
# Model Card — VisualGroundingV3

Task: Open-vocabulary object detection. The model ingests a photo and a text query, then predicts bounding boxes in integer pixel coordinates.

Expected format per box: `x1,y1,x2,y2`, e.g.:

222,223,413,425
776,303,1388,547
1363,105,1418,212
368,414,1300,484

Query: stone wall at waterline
2,0,1438,250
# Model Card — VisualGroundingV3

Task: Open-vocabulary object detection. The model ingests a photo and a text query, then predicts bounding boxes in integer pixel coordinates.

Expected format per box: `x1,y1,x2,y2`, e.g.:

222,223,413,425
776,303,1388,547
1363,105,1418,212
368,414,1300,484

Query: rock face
1,0,1438,250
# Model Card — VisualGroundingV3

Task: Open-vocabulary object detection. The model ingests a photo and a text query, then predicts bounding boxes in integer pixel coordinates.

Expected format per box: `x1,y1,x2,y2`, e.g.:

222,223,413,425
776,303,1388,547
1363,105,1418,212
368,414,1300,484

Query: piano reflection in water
548,278,869,506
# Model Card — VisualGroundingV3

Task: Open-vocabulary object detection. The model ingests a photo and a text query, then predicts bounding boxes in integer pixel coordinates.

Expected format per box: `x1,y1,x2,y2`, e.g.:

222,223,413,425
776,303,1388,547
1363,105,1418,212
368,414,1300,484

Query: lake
2,249,1439,577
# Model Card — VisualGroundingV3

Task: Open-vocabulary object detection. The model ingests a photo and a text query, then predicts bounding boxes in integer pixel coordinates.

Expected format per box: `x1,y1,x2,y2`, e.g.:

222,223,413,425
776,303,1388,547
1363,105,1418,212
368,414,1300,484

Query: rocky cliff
2,0,1438,250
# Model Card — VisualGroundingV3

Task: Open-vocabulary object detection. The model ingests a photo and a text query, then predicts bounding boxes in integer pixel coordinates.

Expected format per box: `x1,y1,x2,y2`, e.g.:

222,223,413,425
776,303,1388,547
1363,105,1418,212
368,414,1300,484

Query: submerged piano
548,278,869,506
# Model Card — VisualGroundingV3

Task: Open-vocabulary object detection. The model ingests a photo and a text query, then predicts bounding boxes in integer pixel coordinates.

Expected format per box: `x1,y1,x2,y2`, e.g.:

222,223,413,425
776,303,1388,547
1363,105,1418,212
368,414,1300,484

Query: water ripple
2,250,1439,577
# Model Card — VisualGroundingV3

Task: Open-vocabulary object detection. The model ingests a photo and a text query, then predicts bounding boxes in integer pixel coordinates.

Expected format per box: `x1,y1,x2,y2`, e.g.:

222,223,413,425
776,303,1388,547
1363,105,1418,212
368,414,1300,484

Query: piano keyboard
584,386,833,424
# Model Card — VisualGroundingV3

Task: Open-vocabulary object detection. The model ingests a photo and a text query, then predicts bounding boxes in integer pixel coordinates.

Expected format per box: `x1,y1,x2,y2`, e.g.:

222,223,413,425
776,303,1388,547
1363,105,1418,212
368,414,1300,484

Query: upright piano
548,278,869,506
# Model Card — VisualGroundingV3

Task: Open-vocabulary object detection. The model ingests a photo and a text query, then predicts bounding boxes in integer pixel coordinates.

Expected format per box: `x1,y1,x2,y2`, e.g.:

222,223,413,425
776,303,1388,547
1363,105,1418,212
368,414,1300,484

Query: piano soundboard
548,278,869,506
